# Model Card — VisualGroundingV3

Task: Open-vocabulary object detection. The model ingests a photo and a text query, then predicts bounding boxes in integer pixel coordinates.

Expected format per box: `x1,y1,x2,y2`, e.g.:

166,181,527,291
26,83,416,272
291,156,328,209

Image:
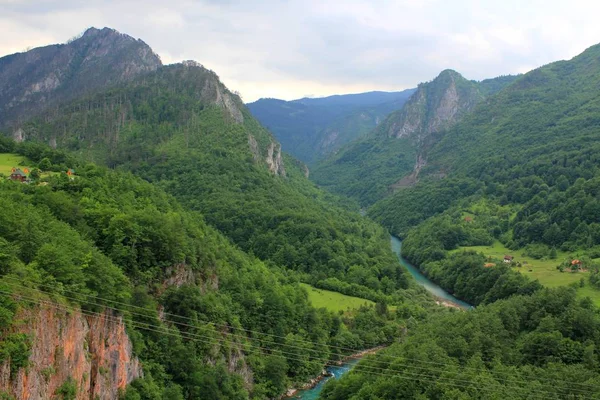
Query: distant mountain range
247,89,415,164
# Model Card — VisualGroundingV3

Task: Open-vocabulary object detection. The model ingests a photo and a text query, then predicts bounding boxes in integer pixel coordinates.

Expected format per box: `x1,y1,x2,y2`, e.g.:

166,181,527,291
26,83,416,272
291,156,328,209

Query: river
290,359,359,399
390,236,473,310
293,236,472,399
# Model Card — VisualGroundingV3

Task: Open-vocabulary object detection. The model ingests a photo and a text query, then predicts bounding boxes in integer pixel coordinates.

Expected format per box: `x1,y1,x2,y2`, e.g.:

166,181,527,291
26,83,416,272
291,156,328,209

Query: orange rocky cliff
0,306,142,400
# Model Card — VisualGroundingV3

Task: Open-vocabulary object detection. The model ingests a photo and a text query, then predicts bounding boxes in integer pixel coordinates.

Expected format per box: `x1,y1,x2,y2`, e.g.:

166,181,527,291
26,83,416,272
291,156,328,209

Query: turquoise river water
293,236,472,399
390,236,473,310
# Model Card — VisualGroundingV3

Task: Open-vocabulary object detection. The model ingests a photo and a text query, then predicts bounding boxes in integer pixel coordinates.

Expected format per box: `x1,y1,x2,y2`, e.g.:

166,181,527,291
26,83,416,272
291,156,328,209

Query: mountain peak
433,69,467,83
0,27,162,128
81,26,114,37
437,68,461,77
381,68,479,140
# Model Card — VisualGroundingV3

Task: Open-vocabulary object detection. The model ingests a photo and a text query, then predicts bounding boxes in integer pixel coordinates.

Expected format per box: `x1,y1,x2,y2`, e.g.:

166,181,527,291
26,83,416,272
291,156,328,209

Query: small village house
503,255,514,264
9,168,27,182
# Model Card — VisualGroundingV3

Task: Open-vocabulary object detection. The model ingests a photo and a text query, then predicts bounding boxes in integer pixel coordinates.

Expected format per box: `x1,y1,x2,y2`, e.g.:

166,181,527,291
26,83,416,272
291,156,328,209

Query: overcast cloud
1,0,600,101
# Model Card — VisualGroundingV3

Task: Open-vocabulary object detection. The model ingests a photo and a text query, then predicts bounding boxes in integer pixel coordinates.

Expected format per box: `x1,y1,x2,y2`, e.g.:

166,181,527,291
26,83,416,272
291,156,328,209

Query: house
571,259,582,267
9,168,27,182
67,168,75,176
503,255,514,264
464,216,473,223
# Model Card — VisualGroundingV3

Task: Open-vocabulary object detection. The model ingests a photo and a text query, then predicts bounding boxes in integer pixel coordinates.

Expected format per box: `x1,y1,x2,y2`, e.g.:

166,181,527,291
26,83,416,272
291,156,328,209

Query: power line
2,276,598,392
2,291,584,400
1,286,598,398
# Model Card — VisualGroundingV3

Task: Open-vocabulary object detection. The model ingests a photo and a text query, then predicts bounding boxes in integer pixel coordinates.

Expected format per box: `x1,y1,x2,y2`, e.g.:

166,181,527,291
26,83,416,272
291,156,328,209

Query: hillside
0,27,161,129
247,89,415,164
371,43,600,241
0,140,428,399
0,30,436,399
365,43,600,311
312,71,517,206
317,47,600,400
8,54,413,306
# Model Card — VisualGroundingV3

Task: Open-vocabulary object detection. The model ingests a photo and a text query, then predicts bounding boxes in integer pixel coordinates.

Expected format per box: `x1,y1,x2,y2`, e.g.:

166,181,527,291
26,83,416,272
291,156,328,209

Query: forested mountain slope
323,287,600,399
0,139,428,399
0,30,434,399
247,89,415,164
9,59,411,305
311,71,517,206
319,41,600,400
370,43,600,246
0,27,161,128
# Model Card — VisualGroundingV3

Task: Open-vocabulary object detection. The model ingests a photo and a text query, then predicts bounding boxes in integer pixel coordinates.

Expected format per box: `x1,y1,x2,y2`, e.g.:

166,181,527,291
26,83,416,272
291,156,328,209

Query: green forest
0,140,431,399
16,64,413,304
4,29,600,400
317,37,600,400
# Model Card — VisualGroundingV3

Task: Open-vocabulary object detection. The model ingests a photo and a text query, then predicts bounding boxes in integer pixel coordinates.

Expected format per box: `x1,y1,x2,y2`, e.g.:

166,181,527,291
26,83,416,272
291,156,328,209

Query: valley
2,21,600,400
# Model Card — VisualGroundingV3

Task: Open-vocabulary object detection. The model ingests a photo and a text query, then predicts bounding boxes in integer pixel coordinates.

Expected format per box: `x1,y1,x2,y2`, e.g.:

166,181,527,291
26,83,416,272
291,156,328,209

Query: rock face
377,70,485,183
248,135,286,177
265,142,286,177
384,70,483,140
0,305,142,400
0,27,162,128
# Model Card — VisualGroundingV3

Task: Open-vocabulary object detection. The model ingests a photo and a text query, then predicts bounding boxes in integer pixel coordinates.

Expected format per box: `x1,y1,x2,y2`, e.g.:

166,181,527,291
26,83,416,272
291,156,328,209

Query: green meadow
456,241,600,305
0,153,30,175
300,283,374,313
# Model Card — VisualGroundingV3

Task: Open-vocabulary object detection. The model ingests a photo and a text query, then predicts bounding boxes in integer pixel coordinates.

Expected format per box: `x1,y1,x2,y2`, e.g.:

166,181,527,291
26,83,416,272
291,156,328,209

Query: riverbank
283,346,385,399
390,236,473,310
435,298,464,309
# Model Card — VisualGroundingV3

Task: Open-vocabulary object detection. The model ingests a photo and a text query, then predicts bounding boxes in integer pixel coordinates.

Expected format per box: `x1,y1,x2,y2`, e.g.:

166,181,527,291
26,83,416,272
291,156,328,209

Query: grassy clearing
454,241,600,305
0,153,60,179
0,153,30,175
300,283,374,313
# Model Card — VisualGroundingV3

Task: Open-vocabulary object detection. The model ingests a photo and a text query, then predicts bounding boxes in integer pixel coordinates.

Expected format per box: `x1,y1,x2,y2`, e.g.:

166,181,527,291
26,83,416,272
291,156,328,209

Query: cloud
2,0,600,101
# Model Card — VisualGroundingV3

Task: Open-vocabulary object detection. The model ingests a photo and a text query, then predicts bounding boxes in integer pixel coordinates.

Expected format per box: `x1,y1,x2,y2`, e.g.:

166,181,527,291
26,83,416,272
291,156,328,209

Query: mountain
0,27,161,128
0,29,430,398
319,44,600,400
369,43,600,241
0,143,404,399
6,31,418,307
247,89,415,164
311,70,518,206
365,43,600,306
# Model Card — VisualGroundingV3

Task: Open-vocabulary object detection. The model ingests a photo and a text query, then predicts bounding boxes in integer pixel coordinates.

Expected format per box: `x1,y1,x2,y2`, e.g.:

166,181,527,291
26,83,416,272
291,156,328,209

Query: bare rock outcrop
0,305,141,400
266,142,286,177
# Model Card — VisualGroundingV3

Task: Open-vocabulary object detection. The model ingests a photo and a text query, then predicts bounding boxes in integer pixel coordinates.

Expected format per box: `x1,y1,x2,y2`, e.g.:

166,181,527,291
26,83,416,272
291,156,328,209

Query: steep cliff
382,70,482,140
0,27,162,128
312,71,518,206
12,60,286,176
0,305,141,400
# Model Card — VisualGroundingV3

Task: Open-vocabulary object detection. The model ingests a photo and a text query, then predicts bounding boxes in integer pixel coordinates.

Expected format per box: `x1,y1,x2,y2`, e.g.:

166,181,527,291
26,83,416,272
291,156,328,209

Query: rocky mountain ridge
0,27,162,128
311,70,518,205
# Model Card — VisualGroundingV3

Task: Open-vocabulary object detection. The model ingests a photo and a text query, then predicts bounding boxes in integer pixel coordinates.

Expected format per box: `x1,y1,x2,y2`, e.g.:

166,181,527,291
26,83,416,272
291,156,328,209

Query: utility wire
1,286,598,398
2,290,583,400
1,276,598,392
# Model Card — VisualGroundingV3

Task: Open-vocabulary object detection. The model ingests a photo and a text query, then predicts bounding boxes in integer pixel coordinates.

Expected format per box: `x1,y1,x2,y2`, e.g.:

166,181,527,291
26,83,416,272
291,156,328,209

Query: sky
2,0,600,102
